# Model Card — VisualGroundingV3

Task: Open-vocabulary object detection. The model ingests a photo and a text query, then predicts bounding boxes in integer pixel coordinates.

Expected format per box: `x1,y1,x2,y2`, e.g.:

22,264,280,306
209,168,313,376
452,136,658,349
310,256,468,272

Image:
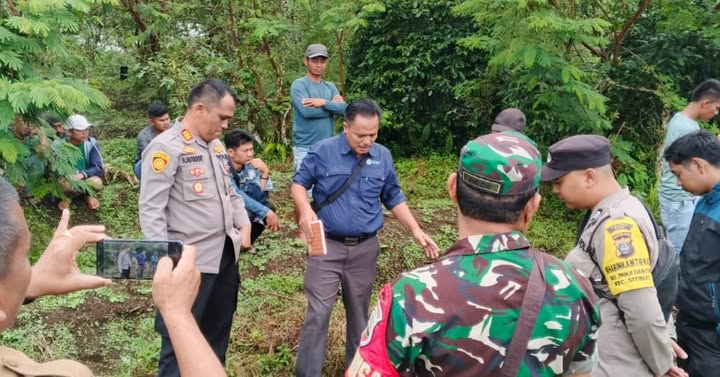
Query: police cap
540,134,611,181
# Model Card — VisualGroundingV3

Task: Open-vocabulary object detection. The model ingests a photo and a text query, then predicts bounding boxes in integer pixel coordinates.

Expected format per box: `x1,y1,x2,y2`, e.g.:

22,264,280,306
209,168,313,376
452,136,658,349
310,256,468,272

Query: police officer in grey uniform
140,79,251,377
541,135,686,377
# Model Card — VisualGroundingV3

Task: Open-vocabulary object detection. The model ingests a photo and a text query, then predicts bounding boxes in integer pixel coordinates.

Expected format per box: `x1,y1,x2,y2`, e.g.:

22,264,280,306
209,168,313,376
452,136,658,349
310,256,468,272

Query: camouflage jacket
349,231,601,377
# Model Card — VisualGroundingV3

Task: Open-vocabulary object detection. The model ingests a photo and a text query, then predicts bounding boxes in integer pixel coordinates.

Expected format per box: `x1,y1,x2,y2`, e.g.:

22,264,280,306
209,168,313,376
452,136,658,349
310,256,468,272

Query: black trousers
155,237,239,377
250,222,265,245
249,201,275,245
677,318,720,377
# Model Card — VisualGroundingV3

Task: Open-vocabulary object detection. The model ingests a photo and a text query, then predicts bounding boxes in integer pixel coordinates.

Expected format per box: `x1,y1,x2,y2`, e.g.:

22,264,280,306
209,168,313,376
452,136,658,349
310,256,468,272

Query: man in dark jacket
664,129,720,377
133,103,171,179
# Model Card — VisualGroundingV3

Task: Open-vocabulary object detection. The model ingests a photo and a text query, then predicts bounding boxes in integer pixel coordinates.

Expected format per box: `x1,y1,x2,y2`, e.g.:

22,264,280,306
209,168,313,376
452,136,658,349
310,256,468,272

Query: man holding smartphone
139,79,251,376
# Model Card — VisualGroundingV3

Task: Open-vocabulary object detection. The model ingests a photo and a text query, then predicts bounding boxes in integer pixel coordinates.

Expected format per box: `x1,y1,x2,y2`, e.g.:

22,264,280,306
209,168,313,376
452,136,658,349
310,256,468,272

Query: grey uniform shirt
139,119,250,273
567,188,673,377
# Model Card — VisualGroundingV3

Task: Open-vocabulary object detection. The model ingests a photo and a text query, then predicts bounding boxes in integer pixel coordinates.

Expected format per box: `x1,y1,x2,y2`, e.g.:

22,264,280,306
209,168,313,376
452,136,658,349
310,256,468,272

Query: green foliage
257,344,294,374
92,286,129,303
347,0,487,155
101,318,160,377
602,0,720,192
10,154,586,376
23,201,59,262
0,0,112,198
393,154,456,199
97,137,135,173
529,185,583,256
454,0,612,147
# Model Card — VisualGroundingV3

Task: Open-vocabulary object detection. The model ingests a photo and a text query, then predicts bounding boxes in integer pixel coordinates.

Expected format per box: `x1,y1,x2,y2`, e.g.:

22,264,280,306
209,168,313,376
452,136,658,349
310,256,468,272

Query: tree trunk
336,30,345,97
262,37,286,99
124,0,160,55
5,0,18,16
612,0,653,65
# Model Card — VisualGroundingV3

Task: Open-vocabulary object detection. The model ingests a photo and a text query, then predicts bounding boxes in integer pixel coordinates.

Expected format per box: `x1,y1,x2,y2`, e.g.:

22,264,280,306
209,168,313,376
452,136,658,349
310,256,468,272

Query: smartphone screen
96,239,183,280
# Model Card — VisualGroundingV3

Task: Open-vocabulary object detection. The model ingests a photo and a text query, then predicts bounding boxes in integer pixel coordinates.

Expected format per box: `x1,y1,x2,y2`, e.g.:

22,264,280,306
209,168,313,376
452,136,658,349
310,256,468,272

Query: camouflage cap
459,132,541,195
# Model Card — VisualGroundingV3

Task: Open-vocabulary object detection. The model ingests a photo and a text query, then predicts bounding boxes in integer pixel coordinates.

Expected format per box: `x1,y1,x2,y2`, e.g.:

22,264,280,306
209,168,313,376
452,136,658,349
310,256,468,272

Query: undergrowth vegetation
8,136,582,376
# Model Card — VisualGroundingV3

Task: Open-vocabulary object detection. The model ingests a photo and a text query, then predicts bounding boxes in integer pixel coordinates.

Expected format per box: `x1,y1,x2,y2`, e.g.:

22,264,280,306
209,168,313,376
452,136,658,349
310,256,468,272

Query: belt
325,233,376,246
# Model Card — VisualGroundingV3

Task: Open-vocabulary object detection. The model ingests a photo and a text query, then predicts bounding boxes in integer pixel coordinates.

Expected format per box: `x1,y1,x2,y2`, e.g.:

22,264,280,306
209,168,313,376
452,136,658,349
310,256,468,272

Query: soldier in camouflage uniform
346,132,601,377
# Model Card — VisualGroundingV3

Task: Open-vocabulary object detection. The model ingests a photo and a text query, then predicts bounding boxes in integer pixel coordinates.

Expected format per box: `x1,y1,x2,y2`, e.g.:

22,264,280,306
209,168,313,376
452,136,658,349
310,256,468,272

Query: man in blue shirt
664,130,720,376
291,99,440,377
291,43,347,171
659,79,720,253
224,129,280,245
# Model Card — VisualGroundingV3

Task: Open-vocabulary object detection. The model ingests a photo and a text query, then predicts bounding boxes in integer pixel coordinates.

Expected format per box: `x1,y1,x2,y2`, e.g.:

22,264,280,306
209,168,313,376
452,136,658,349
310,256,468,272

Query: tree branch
226,0,266,102
612,0,652,65
124,0,160,54
5,0,18,16
336,30,345,96
261,37,286,98
604,78,658,95
581,41,608,62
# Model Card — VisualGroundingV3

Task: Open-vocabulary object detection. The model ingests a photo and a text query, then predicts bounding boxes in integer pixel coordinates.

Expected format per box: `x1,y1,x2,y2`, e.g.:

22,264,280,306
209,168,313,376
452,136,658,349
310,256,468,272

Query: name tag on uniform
181,155,204,164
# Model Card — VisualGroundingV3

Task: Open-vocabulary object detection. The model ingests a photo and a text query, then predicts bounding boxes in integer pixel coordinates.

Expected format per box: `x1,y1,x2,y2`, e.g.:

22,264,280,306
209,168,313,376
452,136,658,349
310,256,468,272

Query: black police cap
540,135,611,181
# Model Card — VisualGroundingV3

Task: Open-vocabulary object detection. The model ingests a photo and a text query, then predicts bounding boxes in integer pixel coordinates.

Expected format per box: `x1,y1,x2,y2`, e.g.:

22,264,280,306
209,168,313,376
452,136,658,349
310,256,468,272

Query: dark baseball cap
459,132,541,195
540,135,612,181
491,108,526,133
305,44,329,59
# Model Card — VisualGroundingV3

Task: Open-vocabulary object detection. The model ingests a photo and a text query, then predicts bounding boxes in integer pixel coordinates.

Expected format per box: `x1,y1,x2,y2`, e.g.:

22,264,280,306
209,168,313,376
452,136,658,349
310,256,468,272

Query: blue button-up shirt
230,164,273,222
293,133,406,236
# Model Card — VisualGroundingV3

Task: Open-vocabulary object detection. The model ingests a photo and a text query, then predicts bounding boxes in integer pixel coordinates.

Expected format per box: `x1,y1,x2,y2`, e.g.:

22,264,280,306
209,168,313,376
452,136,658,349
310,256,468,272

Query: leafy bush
0,1,112,198
347,0,487,155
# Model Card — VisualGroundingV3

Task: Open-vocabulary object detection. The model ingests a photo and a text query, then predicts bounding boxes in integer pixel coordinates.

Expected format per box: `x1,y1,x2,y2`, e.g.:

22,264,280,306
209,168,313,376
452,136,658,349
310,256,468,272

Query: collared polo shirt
293,133,406,236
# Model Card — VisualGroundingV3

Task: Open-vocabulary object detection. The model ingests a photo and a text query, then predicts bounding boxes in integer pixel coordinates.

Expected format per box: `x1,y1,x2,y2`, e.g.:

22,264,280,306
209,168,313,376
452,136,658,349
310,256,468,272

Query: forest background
1,0,720,376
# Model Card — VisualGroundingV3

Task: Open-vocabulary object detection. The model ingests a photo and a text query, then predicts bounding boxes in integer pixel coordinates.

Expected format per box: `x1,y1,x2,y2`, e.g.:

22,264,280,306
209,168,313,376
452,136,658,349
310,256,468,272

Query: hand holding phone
152,246,200,316
96,239,183,280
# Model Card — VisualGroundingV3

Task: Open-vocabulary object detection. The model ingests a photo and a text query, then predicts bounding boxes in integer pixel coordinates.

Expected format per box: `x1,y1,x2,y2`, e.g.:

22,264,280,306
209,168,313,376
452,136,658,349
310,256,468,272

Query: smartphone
96,239,183,280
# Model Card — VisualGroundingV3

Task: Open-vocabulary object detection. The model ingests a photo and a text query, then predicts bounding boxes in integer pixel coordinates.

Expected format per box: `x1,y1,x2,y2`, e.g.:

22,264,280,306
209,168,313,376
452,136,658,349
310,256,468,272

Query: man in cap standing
291,43,347,172
140,79,251,377
491,108,527,133
347,132,600,377
541,135,685,377
61,114,104,210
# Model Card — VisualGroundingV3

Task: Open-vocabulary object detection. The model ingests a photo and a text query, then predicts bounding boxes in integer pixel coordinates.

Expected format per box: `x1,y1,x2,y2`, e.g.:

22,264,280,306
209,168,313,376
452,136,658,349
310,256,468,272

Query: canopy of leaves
0,0,112,195
347,0,487,155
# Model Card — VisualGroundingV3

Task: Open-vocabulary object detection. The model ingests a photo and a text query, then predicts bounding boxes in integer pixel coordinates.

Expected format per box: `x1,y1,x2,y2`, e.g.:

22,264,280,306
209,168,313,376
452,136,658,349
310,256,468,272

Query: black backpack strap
312,154,370,213
637,200,663,242
499,250,546,377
